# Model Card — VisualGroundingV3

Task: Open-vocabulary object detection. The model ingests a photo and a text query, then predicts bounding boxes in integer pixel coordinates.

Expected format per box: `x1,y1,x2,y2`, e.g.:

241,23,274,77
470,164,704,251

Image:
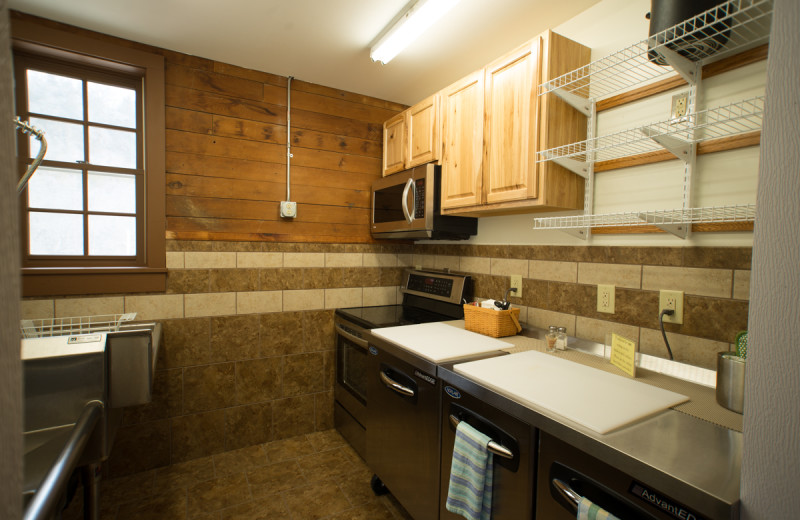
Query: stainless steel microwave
371,163,477,240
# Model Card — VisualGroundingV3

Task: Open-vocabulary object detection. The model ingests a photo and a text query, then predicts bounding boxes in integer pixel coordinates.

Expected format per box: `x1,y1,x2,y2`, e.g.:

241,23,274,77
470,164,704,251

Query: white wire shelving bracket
538,96,764,173
532,205,756,239
532,0,771,240
539,0,773,110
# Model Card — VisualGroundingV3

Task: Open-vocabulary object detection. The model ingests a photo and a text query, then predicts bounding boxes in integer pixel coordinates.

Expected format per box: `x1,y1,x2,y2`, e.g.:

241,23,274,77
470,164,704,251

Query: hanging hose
14,118,47,194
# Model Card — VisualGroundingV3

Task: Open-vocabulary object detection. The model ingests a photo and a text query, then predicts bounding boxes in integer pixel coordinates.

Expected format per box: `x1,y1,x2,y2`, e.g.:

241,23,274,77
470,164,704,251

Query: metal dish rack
20,313,138,339
533,0,773,239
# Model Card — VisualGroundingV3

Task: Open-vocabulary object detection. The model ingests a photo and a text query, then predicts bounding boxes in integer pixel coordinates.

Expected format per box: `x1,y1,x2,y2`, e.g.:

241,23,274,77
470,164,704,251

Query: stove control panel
406,274,453,297
401,269,470,305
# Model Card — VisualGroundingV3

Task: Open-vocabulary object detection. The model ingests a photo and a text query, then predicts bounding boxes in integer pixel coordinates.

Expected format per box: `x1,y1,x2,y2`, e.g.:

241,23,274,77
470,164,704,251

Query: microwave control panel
414,179,425,219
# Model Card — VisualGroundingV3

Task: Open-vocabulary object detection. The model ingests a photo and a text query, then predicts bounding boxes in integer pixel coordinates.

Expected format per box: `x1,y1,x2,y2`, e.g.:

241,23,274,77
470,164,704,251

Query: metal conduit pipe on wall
280,76,297,218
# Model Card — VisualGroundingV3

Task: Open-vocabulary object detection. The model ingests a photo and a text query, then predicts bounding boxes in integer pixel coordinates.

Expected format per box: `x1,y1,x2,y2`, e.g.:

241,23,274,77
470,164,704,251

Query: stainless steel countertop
435,325,742,520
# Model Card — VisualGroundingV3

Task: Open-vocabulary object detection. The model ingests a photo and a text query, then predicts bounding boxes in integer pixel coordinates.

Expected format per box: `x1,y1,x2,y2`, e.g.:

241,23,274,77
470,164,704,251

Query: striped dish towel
577,496,621,520
445,421,493,520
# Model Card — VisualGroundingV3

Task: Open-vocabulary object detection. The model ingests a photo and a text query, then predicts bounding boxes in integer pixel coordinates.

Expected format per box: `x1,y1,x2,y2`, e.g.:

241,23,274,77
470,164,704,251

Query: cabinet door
383,112,407,176
406,94,440,167
483,38,541,204
440,71,485,210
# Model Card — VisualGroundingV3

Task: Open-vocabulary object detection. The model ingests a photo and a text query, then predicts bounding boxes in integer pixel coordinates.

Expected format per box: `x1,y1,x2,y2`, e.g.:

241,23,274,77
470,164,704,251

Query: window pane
28,167,83,211
88,172,136,214
30,117,84,163
89,215,136,256
29,212,83,255
27,70,83,120
89,127,136,168
88,82,137,129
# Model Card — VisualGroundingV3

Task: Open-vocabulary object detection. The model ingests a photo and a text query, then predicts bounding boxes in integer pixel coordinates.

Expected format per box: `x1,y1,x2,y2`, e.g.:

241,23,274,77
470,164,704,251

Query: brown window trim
12,17,166,297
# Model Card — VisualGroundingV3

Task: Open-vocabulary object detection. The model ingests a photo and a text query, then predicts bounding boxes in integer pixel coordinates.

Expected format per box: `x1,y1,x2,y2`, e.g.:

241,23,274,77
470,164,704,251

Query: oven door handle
449,414,514,460
379,370,415,397
335,322,368,349
401,177,415,224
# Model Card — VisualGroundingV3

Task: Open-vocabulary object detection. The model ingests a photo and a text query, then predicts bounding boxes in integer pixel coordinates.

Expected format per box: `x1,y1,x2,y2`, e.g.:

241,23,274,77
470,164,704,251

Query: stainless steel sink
21,316,161,519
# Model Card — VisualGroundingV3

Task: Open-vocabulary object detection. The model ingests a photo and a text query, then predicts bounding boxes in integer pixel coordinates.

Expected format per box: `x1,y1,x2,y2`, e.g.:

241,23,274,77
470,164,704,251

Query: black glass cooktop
335,304,454,330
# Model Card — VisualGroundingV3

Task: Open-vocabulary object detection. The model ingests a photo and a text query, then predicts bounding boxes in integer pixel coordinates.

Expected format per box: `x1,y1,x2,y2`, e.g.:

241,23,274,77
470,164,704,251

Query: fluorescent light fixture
370,0,462,64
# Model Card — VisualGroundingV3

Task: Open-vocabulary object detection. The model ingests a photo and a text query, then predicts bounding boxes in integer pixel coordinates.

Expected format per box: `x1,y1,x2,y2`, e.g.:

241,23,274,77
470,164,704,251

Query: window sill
22,267,167,297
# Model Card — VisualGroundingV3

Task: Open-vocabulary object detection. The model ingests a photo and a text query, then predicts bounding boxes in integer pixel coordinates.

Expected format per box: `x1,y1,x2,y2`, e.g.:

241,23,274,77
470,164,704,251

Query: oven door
334,316,369,427
371,164,433,238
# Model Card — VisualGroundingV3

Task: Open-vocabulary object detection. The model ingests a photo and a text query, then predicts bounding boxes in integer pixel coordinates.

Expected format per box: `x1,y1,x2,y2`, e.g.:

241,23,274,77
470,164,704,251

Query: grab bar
24,400,104,520
449,414,514,460
14,118,48,195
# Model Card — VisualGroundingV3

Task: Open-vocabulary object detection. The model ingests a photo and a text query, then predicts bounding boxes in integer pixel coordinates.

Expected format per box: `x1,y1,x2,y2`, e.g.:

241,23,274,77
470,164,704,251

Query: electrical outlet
659,290,684,324
597,284,615,314
280,201,297,218
510,275,523,299
671,92,689,120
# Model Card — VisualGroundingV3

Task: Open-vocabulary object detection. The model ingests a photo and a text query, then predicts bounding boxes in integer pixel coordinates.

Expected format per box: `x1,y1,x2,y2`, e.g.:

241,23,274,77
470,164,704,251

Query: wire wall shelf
537,96,764,171
539,0,773,102
21,313,138,339
532,204,756,237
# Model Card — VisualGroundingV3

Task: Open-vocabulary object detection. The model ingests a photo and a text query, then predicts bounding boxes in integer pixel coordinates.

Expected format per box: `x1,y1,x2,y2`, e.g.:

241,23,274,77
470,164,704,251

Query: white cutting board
455,350,689,434
371,322,513,363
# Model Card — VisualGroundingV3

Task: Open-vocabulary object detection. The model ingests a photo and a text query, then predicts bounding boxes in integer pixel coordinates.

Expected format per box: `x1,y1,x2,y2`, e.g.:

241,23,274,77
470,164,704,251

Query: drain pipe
280,76,297,219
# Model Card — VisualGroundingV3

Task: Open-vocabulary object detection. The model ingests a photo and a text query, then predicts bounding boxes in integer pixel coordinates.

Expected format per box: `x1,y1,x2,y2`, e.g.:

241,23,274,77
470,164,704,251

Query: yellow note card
610,333,636,378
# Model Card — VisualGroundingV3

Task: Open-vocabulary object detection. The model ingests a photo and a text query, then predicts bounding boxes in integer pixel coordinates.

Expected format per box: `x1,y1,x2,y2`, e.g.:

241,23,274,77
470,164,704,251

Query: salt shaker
546,326,558,352
556,327,567,351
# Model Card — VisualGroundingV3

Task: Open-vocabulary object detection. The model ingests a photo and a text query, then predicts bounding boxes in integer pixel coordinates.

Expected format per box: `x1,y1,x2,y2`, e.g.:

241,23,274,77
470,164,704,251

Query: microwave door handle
402,177,415,224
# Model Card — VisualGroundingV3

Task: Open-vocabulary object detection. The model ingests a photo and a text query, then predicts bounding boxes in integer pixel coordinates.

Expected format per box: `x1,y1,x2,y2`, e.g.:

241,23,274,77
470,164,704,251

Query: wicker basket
463,304,522,338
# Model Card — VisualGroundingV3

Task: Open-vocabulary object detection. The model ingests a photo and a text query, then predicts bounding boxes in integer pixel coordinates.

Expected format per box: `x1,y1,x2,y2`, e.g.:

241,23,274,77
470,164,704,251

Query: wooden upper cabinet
440,70,485,210
406,94,440,168
383,112,407,176
440,31,590,216
483,39,541,205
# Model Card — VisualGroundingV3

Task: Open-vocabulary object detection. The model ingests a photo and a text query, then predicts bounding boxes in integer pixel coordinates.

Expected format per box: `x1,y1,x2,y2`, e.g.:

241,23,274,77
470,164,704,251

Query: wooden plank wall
163,56,406,243
11,11,407,244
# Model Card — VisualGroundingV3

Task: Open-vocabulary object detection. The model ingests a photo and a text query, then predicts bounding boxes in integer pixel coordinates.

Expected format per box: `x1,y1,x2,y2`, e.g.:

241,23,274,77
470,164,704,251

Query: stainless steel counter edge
436,362,741,520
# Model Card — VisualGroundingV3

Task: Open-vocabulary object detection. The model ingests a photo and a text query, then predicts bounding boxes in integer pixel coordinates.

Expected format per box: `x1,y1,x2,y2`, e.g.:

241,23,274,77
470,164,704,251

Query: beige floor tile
213,445,269,477
218,494,291,520
325,499,396,520
337,467,375,507
264,434,316,463
306,430,346,452
282,478,352,520
187,473,252,516
247,460,307,498
296,447,355,482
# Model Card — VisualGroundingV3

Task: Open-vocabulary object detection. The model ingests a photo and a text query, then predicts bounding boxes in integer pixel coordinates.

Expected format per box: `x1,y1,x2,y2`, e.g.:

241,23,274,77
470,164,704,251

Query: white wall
437,0,764,247
740,0,800,516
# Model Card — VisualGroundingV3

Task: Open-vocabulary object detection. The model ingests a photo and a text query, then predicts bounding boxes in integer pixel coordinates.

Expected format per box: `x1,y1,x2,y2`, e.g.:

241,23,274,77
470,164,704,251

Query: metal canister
716,352,746,414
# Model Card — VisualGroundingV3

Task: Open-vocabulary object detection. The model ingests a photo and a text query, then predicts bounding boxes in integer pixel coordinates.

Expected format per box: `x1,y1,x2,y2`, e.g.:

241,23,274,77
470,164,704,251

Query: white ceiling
7,0,600,106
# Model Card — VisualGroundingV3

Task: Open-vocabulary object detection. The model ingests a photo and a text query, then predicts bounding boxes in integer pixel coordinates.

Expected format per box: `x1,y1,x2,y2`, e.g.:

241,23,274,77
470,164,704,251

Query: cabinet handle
380,370,415,397
401,177,415,224
449,414,514,460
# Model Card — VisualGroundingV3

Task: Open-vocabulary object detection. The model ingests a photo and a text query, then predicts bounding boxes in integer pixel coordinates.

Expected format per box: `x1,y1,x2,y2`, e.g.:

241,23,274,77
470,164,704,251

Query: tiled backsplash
414,244,750,369
21,241,750,475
